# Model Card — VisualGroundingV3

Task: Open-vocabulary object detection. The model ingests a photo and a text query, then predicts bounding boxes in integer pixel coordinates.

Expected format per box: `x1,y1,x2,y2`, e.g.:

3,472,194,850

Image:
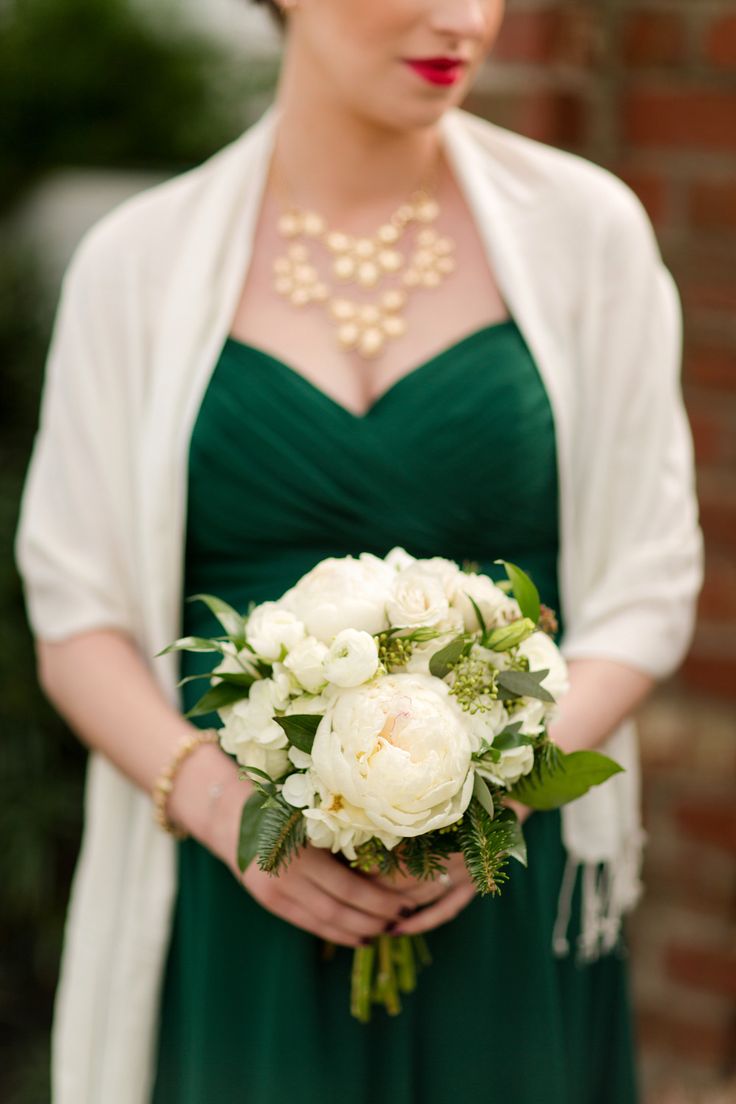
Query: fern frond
256,800,306,874
458,799,517,895
399,831,459,881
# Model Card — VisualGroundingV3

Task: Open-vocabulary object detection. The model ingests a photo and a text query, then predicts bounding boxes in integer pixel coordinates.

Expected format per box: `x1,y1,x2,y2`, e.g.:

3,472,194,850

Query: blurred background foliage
0,1,276,1098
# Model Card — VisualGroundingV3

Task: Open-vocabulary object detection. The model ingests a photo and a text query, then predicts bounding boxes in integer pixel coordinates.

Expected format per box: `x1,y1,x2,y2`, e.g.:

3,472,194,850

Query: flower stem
376,934,401,1016
350,944,375,1023
394,935,416,993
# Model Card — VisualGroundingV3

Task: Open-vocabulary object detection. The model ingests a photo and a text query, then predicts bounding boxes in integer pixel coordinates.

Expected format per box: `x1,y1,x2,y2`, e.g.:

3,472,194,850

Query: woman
15,0,703,1101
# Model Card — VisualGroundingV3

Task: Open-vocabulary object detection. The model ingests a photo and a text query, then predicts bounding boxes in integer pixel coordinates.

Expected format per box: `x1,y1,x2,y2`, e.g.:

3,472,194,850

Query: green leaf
507,749,624,811
491,724,536,752
495,561,541,624
497,668,555,703
483,617,536,652
183,681,246,718
465,593,487,636
186,593,247,644
473,773,495,819
155,635,231,657
237,789,268,872
273,713,321,754
428,633,467,678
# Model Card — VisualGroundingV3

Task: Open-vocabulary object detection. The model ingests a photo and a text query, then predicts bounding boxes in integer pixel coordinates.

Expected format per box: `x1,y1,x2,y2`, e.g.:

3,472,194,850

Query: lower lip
404,60,464,86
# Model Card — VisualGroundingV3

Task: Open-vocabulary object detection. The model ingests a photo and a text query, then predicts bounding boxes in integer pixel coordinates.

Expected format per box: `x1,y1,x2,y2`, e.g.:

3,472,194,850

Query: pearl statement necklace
271,160,456,359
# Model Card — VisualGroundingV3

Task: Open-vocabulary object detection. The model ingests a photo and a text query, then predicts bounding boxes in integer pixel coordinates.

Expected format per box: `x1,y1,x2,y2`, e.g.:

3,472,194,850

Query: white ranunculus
402,608,465,675
278,554,393,642
386,566,451,629
282,635,329,693
288,746,313,770
210,640,260,683
304,673,474,854
281,772,317,809
450,573,520,632
218,677,290,779
323,628,380,687
245,602,306,661
517,631,569,702
475,745,535,788
507,699,547,736
384,546,416,572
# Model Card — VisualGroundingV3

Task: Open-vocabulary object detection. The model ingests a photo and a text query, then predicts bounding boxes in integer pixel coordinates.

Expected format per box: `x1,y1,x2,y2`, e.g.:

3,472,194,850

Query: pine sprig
399,830,460,881
256,799,306,875
458,799,517,895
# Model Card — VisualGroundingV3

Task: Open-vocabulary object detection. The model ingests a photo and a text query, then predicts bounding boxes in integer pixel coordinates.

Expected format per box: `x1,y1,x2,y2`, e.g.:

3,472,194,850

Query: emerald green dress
152,318,639,1103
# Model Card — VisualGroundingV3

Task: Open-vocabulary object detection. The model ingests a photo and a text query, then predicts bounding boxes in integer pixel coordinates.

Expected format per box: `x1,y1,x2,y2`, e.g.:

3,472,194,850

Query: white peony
323,628,380,687
386,566,451,629
475,745,535,788
412,556,464,601
218,677,291,779
302,673,475,856
278,553,393,642
450,572,520,632
282,635,329,693
245,602,306,661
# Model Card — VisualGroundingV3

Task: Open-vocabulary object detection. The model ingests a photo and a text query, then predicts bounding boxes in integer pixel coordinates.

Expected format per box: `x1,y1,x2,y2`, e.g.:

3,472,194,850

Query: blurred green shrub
0,0,278,208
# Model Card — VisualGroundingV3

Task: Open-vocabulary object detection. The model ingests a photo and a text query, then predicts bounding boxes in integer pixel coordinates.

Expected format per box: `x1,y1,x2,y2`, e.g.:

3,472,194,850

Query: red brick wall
471,3,736,1100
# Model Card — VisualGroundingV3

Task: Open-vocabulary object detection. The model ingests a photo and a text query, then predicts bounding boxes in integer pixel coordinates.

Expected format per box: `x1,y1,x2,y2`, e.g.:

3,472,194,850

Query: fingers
302,849,417,921
391,880,477,937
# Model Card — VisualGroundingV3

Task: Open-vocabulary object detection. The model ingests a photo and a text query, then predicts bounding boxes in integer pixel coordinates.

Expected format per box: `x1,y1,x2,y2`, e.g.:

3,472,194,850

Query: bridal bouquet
160,548,622,1021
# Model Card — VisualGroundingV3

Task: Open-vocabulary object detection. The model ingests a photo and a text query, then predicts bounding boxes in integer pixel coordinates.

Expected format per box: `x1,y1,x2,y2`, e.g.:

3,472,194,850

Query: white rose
279,554,393,642
245,602,306,661
475,745,535,788
218,677,290,778
323,628,380,688
517,631,569,702
305,673,474,850
384,546,417,572
282,635,329,693
386,566,450,629
450,573,520,632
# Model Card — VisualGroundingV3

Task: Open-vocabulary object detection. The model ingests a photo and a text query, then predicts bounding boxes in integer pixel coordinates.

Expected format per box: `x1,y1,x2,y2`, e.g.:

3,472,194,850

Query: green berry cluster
376,630,414,671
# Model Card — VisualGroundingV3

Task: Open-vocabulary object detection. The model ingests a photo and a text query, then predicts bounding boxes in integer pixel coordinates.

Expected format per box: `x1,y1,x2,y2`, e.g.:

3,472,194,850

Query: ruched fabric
152,318,639,1103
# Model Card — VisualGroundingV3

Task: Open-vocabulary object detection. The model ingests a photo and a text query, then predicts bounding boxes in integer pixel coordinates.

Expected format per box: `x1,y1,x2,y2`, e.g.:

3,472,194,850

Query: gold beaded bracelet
152,729,219,839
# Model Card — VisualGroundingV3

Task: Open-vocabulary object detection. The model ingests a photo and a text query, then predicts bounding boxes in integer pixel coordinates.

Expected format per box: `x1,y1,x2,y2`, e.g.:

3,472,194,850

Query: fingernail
360,936,373,946
398,906,416,918
384,920,398,933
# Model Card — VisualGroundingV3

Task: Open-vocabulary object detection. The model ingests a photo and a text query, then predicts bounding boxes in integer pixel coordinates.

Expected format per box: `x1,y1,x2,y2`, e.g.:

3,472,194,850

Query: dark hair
251,0,287,31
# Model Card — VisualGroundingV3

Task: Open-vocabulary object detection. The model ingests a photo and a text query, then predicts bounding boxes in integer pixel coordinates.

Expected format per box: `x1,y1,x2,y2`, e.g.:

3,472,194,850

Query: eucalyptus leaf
495,560,541,625
428,633,467,679
507,749,624,811
472,773,495,819
492,727,536,752
186,592,247,644
184,681,246,718
497,668,555,703
465,593,487,636
155,635,231,657
274,713,322,754
237,789,268,872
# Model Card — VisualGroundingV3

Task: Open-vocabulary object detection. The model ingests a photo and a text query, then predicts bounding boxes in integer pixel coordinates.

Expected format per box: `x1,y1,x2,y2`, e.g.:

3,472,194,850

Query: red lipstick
404,57,466,86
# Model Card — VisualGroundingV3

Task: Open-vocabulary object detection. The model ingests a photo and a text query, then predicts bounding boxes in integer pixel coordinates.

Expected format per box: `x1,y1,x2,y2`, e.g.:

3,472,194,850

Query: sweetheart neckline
222,316,517,420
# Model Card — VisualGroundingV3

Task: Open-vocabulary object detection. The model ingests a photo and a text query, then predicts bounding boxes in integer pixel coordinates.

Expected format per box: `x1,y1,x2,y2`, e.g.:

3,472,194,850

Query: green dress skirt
152,318,639,1103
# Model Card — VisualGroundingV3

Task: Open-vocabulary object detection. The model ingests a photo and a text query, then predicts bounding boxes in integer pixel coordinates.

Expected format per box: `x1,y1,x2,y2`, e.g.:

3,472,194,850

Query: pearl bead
381,288,407,311
354,238,375,258
334,256,356,279
291,287,311,304
330,298,355,320
378,224,400,244
360,328,385,356
413,250,434,270
422,270,441,287
417,228,438,247
396,204,414,224
294,264,317,284
402,269,421,287
274,276,293,295
435,236,454,255
303,211,325,236
288,243,308,261
327,231,350,253
312,283,329,301
338,322,360,348
273,257,291,275
415,198,439,222
278,212,302,237
382,315,406,337
436,256,456,274
357,261,379,286
378,250,402,272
